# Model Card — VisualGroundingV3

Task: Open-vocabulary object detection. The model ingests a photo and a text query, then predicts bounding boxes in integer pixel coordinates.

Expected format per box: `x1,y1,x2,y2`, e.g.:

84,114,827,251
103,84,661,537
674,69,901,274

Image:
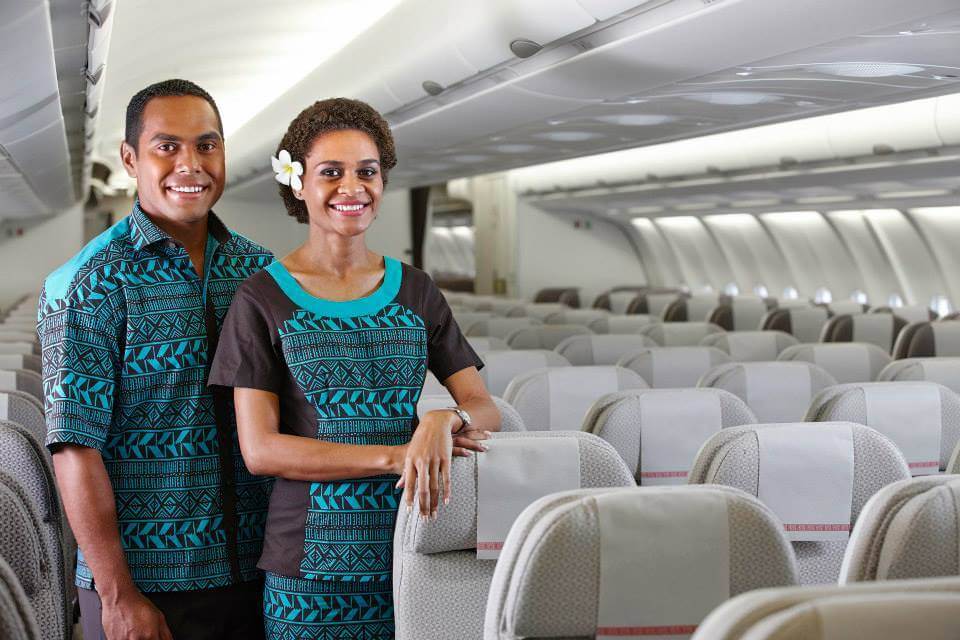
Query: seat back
416,395,525,432
0,369,42,401
533,287,580,307
0,391,45,446
662,294,719,322
521,303,569,320
702,331,799,362
826,301,869,316
777,343,891,383
505,324,592,350
588,314,656,334
487,299,527,317
821,313,905,352
806,381,960,474
393,431,634,640
689,422,910,584
640,321,725,346
695,576,960,640
894,321,960,358
554,334,658,366
452,311,494,333
627,292,680,316
544,309,610,326
709,297,769,331
0,342,37,357
618,346,730,388
484,485,797,640
841,475,960,583
873,304,935,323
593,290,641,314
0,353,42,374
582,388,756,482
466,336,509,353
699,362,837,423
479,350,571,396
878,357,960,393
503,366,648,431
0,555,41,640
467,317,542,339
760,307,829,343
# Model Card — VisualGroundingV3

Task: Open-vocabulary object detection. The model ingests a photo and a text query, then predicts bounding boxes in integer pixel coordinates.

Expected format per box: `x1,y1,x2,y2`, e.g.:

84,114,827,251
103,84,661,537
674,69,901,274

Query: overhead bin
934,93,960,145
826,100,943,157
577,0,665,22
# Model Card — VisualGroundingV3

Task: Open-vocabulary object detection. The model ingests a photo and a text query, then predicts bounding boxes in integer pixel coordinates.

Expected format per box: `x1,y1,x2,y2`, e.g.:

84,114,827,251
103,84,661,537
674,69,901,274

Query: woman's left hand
396,411,455,519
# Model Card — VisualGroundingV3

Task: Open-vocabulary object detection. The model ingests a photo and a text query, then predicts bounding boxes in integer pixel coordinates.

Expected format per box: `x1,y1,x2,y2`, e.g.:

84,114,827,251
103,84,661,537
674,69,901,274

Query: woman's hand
452,426,490,457
395,411,457,519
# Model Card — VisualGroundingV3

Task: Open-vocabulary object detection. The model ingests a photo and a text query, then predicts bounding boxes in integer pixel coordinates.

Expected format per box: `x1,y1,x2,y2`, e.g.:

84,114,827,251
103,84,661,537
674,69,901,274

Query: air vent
422,81,444,96
510,39,542,59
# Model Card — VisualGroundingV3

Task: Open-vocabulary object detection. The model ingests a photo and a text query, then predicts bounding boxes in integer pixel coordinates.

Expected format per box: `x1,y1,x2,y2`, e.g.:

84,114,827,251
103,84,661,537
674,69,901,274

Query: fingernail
431,511,437,520
407,505,412,513
444,497,450,505
481,445,488,452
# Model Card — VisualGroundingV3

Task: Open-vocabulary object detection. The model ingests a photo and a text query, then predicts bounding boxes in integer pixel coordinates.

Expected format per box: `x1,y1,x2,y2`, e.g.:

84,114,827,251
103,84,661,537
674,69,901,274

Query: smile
167,185,207,194
331,203,367,212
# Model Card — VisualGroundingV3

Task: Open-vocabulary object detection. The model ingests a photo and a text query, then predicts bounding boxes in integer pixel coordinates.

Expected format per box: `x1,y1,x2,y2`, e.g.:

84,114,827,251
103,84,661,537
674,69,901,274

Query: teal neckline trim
266,257,402,318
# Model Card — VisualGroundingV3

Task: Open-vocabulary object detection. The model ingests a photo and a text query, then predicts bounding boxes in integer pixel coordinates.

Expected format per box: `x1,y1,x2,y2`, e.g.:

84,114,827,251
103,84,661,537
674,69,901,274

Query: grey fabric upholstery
0,555,41,640
0,390,45,446
873,304,935,323
477,350,571,396
760,308,829,343
827,301,869,315
503,366,648,431
640,322,725,347
522,303,570,320
895,321,960,358
417,395,525,432
695,576,960,640
708,297,769,331
487,300,527,317
484,486,797,640
618,346,731,388
701,331,799,362
628,293,681,317
554,334,658,366
393,431,634,640
533,288,580,308
467,317,543,339
878,358,960,394
0,471,65,640
453,311,494,333
593,290,641,314
891,321,927,359
466,336,509,353
0,369,42,401
777,343,891,383
543,309,610,326
690,422,910,584
699,362,837,423
820,312,904,352
505,324,593,350
806,381,960,472
840,475,960,583
0,353,41,374
663,294,721,322
582,388,757,481
588,315,656,334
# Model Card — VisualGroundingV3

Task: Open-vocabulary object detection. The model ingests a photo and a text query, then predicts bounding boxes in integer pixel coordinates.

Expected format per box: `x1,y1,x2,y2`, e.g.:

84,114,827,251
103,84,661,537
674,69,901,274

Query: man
39,79,273,639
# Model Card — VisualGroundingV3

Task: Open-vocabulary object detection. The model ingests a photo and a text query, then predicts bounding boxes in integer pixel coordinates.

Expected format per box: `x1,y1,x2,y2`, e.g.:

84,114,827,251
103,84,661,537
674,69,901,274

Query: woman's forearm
242,430,404,481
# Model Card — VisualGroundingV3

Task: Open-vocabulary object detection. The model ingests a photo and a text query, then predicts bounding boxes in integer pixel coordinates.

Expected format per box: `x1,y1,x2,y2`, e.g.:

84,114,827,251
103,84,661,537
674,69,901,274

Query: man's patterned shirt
38,201,273,592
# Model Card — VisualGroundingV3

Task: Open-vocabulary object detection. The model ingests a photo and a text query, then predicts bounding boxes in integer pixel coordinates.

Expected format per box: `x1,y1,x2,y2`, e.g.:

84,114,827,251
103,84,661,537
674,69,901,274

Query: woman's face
296,129,384,237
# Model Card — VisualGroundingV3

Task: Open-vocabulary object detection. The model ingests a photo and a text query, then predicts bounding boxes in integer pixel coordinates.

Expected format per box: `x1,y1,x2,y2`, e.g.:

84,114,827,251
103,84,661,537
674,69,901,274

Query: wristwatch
445,406,472,433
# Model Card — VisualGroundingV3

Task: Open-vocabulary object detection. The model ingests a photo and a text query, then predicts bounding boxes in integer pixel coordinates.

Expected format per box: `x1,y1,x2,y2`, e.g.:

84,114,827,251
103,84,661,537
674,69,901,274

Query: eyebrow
149,131,223,143
314,159,381,166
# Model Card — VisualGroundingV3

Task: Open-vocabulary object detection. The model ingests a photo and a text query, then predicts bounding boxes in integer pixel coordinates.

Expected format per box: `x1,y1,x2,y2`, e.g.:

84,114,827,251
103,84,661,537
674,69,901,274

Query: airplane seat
588,314,656,334
626,292,681,317
0,555,41,640
894,321,960,358
503,366,647,431
0,354,41,374
0,390,45,447
554,334,658,366
467,317,542,339
393,431,634,640
806,381,960,475
533,287,580,308
582,388,756,484
708,296,769,331
543,308,609,326
520,302,570,320
662,294,720,322
451,311,494,334
0,342,40,358
505,324,592,350
871,305,937,323
826,300,870,315
0,369,42,401
618,346,730,388
689,422,910,584
820,312,905,353
701,331,799,362
942,311,960,321
0,330,39,345
878,357,960,394
760,307,830,343
0,469,66,640
417,394,525,432
466,336,509,353
640,321,725,347
776,343,891,383
698,362,837,423
840,475,960,583
484,485,797,640
694,577,960,640
592,288,643,314
476,350,571,397
486,299,527,317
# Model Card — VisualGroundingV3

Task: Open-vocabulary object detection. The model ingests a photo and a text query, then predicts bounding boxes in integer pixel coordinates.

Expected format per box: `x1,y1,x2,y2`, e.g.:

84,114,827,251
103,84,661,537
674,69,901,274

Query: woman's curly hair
277,98,398,224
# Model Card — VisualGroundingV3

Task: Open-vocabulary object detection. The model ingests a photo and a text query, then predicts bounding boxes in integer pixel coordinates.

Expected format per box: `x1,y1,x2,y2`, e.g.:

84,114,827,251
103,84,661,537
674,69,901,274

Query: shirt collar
128,199,232,250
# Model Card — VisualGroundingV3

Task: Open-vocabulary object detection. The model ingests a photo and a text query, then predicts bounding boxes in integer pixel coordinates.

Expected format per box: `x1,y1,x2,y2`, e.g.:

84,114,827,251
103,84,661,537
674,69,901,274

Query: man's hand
101,590,172,640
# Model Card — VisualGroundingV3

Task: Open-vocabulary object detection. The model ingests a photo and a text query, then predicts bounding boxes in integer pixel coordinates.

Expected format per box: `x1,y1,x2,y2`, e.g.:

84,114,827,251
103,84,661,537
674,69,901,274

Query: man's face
121,95,225,225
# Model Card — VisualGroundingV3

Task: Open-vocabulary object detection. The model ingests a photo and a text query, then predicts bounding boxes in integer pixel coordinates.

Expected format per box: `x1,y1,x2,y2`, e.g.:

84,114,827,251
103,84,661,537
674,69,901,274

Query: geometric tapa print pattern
276,303,427,585
264,572,394,640
39,201,273,592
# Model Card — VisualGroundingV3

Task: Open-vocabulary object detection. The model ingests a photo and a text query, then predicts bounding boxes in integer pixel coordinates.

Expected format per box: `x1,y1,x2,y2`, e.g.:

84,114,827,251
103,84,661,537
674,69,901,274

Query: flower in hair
271,150,303,191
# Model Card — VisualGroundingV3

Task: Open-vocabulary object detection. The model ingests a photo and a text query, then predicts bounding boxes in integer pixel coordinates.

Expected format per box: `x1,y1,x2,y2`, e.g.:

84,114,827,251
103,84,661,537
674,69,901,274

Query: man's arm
53,445,172,640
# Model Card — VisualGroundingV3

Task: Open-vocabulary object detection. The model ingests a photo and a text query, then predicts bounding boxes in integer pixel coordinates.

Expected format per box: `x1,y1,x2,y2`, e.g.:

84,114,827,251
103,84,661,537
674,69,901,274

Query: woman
209,98,500,639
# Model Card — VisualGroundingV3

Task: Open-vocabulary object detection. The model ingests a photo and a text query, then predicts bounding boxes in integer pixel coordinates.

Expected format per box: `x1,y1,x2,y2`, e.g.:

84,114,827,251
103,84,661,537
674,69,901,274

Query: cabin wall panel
906,207,960,306
703,214,792,297
828,210,906,306
862,208,946,307
654,216,733,291
629,217,682,286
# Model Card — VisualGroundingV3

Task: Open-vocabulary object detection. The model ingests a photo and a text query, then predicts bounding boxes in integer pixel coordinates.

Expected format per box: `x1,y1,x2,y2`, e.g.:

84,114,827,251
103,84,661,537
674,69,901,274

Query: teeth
170,186,204,193
333,204,365,212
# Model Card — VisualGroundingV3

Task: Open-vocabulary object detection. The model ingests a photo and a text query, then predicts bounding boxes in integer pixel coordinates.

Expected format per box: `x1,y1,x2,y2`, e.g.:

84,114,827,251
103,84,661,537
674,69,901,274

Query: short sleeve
209,283,284,393
423,278,484,382
39,287,122,452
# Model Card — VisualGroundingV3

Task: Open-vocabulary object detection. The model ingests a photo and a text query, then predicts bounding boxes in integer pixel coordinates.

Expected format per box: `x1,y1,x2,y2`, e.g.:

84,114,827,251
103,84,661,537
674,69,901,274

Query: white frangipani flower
271,149,304,192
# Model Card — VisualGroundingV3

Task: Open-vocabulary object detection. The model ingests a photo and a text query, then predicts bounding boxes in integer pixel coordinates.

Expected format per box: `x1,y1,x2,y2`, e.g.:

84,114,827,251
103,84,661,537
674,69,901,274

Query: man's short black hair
124,79,223,150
